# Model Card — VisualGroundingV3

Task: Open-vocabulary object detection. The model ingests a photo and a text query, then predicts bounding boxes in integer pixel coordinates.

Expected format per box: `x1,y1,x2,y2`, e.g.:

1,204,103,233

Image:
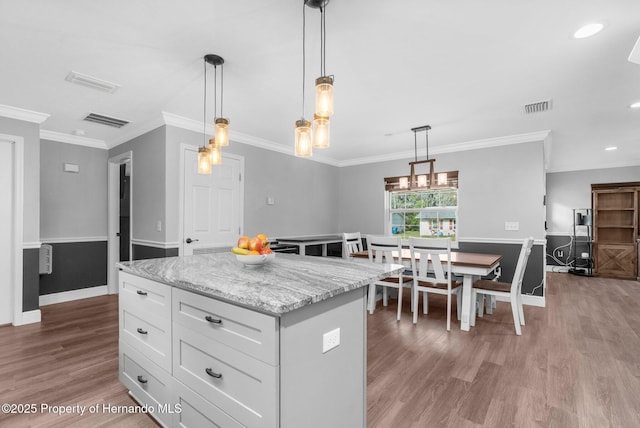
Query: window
386,185,458,241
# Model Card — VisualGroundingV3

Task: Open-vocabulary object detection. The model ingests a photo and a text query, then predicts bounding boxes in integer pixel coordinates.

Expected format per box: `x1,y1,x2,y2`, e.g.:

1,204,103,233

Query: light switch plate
505,221,520,231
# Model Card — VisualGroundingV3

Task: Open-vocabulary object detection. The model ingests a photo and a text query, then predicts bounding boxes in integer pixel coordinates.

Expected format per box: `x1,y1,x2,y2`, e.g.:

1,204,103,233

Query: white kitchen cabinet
119,255,375,428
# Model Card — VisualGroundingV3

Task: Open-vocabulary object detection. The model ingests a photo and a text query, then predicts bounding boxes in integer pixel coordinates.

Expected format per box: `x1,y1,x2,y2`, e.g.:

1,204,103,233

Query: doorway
107,152,132,294
180,145,244,256
0,134,24,326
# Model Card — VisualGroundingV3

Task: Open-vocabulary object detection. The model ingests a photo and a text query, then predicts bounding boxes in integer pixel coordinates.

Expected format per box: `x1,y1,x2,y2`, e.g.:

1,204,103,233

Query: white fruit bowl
235,253,276,266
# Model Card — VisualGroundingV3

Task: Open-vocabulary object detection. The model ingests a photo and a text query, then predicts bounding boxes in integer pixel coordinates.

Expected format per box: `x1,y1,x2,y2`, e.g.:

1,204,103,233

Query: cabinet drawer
119,340,171,427
173,323,278,428
172,379,245,428
121,308,171,371
119,271,171,321
172,288,278,365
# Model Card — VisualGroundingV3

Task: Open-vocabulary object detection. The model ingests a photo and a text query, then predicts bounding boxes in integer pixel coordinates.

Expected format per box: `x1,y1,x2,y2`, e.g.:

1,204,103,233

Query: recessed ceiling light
573,23,604,39
605,146,617,151
630,101,640,109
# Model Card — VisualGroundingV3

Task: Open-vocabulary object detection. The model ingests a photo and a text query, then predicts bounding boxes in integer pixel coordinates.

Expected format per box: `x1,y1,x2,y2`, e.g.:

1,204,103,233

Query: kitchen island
117,252,402,428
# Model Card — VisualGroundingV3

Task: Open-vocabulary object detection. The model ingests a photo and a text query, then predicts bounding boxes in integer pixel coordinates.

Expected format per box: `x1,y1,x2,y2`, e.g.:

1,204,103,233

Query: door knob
186,238,199,244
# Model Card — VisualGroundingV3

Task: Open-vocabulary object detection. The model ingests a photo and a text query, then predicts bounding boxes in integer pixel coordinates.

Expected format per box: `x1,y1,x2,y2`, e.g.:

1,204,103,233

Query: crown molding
337,130,552,167
106,114,167,149
546,157,640,173
40,130,107,149
0,104,50,124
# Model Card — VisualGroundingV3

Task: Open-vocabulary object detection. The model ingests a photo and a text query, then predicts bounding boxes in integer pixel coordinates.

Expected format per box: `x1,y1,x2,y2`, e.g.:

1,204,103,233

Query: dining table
350,248,503,331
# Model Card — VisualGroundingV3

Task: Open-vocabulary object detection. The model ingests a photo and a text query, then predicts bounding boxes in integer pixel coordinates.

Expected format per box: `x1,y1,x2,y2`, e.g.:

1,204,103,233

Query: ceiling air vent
83,113,129,128
65,71,121,93
524,100,551,114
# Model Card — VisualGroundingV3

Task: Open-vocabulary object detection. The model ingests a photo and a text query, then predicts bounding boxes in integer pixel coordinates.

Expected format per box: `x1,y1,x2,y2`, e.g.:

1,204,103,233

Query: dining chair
367,235,412,321
342,232,363,259
409,237,462,331
476,266,501,317
471,237,534,335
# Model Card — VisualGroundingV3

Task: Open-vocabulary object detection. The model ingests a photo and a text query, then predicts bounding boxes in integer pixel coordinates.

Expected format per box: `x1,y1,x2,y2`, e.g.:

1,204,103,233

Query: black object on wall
23,249,40,311
458,241,544,297
132,244,179,260
39,242,107,296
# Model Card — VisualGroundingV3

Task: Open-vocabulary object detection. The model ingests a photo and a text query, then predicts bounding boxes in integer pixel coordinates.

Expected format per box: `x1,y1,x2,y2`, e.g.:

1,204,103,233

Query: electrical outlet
156,220,162,232
505,221,520,231
322,328,340,353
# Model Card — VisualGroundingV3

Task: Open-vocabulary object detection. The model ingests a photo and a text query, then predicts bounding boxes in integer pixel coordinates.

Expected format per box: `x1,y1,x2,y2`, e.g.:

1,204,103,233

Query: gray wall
39,140,109,294
165,126,341,241
40,140,108,239
109,126,167,244
338,141,546,241
546,165,640,235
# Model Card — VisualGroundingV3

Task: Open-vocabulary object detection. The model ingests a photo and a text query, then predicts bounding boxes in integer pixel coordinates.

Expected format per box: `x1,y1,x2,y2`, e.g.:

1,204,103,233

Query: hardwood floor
0,295,157,428
1,273,639,427
368,273,640,427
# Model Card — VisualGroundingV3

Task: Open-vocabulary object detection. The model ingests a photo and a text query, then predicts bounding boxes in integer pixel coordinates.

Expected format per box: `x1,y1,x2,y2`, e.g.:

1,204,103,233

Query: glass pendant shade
399,177,409,189
215,118,230,147
437,172,448,186
197,146,212,174
315,76,334,117
417,174,428,187
312,114,330,149
294,119,313,157
208,138,222,165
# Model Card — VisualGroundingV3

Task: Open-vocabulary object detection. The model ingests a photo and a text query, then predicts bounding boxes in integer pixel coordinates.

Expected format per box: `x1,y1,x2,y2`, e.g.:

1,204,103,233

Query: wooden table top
350,249,503,269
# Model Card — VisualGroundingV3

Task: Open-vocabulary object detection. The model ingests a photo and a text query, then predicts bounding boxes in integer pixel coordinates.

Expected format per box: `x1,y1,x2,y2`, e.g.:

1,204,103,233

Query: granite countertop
117,252,403,316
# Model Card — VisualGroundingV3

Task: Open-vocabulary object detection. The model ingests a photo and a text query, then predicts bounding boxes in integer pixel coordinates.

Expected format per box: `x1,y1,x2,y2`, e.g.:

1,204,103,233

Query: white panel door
183,149,243,255
0,141,14,324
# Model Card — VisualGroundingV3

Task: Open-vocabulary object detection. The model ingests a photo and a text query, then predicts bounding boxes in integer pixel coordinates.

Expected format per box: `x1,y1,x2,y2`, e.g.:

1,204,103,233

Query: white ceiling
1,0,639,172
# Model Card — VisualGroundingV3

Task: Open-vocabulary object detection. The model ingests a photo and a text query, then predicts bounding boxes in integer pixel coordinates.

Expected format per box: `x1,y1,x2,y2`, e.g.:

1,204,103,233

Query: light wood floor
1,273,639,427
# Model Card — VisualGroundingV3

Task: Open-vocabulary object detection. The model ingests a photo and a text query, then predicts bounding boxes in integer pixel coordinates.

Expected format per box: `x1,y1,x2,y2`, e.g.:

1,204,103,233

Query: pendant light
307,0,333,149
311,0,333,118
312,114,330,148
198,56,213,174
295,1,313,157
209,138,222,165
206,54,230,147
408,125,436,189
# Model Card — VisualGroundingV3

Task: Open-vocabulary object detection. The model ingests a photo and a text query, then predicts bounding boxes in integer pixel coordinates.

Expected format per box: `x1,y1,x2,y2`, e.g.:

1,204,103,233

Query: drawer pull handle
136,290,148,296
136,328,148,335
137,375,148,384
205,315,222,324
205,368,223,379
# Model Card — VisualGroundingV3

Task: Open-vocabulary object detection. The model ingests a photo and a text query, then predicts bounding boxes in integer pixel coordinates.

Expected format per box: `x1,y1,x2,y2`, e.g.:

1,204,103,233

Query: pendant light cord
213,65,217,120
301,1,306,118
321,4,327,76
220,63,224,117
203,59,207,146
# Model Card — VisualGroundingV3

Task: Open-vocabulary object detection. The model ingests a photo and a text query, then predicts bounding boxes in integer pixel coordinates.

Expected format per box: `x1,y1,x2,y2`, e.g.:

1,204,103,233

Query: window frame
384,174,459,248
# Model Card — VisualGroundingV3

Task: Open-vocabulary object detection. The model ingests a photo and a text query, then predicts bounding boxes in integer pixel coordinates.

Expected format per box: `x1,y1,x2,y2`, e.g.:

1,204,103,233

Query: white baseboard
546,265,570,273
19,309,42,325
39,285,108,307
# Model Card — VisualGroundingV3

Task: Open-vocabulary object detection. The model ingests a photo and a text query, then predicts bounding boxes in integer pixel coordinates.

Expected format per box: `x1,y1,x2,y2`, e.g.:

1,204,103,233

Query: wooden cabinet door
595,243,637,279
